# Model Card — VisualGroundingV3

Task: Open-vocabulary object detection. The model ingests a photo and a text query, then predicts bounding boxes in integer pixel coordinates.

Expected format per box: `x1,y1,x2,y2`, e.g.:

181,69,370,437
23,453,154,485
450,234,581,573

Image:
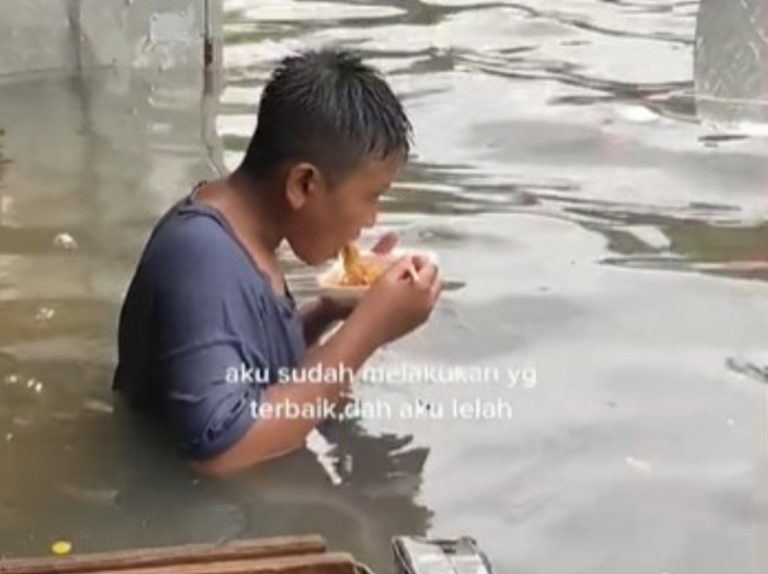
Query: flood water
1,1,767,573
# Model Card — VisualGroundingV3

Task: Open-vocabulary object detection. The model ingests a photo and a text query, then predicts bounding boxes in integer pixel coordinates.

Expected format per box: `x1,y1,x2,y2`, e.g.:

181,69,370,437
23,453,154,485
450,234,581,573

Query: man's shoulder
150,206,231,256
135,207,259,301
144,206,238,268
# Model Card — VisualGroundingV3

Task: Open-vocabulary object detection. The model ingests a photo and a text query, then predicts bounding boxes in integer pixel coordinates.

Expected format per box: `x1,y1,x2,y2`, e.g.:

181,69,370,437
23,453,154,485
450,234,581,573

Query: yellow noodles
339,243,383,286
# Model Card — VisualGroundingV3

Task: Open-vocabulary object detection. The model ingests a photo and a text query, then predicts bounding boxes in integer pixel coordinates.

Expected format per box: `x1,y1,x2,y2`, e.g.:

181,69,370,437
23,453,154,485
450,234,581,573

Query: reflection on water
2,1,768,573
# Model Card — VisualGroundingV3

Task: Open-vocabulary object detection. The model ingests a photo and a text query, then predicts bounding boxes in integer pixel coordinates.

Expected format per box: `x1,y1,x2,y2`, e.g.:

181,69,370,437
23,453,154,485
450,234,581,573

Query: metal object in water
393,536,494,574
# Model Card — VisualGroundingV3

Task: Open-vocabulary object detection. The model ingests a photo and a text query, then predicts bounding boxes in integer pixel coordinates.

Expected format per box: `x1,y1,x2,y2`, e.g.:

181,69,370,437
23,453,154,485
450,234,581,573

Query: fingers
371,232,399,255
412,255,430,271
415,261,438,289
385,256,441,300
386,255,418,280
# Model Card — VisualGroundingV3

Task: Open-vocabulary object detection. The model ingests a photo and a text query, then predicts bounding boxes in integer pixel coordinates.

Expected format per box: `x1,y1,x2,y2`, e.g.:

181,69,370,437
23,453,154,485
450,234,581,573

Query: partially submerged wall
0,0,226,235
0,0,221,76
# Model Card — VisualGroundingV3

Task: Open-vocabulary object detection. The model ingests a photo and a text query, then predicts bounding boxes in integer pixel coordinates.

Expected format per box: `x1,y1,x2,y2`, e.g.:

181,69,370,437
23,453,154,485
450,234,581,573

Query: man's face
284,153,403,266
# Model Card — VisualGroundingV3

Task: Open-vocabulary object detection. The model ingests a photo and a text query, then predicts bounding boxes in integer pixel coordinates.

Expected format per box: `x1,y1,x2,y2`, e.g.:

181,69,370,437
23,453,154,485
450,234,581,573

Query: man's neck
229,172,285,252
197,172,284,254
194,173,289,297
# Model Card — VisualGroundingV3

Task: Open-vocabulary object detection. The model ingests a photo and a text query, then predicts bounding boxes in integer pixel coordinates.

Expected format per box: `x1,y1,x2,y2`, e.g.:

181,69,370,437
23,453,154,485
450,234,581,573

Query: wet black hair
237,48,412,186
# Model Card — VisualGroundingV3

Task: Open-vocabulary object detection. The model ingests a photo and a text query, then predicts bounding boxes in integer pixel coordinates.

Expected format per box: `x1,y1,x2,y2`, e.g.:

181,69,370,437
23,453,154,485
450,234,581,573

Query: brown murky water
1,1,767,573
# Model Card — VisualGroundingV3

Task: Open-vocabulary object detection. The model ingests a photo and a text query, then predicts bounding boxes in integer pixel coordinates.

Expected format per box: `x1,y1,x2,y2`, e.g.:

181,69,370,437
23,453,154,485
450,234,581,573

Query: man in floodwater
113,49,442,476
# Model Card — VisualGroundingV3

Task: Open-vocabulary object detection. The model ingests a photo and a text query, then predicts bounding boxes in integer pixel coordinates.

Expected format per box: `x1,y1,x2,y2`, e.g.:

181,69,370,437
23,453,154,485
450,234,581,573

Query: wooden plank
0,536,327,574
82,552,357,574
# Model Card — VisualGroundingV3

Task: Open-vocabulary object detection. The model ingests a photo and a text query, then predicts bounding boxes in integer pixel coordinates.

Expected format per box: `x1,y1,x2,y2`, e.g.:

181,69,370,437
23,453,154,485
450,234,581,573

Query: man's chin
294,249,338,267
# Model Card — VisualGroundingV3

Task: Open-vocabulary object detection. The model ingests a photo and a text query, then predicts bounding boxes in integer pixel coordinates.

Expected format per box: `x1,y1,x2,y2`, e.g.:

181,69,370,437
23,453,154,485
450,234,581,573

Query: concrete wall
0,0,221,76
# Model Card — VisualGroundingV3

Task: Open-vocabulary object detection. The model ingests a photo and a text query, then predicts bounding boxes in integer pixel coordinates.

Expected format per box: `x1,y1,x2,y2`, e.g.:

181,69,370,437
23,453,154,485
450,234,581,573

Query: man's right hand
192,254,442,477
352,255,443,345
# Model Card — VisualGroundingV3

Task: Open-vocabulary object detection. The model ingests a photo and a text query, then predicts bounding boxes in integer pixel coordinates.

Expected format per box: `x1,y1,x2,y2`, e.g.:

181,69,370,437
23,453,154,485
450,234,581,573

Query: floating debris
51,539,73,555
625,456,654,477
60,484,119,505
12,415,32,427
34,381,43,394
5,433,12,442
616,104,659,123
35,307,55,322
51,411,79,422
3,374,18,385
83,399,114,414
53,233,78,251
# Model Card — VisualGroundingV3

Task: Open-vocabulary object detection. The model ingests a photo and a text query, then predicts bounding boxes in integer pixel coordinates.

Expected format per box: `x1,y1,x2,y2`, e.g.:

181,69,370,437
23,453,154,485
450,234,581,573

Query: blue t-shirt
113,188,307,460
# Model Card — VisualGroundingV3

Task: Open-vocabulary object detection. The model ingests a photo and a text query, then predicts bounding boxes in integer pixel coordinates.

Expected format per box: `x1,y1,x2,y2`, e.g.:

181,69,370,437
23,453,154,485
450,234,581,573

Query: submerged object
50,539,73,556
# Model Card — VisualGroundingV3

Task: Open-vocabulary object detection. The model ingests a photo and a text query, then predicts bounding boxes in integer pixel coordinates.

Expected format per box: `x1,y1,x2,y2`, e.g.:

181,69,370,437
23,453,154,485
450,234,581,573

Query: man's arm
192,306,380,477
192,257,441,477
299,297,349,347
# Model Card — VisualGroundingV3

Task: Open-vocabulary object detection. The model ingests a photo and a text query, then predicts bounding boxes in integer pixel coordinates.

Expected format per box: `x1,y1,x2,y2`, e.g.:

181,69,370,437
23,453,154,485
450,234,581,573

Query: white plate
317,248,439,302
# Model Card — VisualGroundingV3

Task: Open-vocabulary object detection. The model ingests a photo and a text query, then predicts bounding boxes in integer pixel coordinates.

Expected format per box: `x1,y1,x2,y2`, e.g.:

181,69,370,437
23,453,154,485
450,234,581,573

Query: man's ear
285,162,322,210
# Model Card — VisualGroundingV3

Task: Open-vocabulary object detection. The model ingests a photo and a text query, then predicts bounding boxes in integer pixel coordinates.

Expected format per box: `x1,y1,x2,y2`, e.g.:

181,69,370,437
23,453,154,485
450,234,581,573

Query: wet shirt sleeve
148,220,268,460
